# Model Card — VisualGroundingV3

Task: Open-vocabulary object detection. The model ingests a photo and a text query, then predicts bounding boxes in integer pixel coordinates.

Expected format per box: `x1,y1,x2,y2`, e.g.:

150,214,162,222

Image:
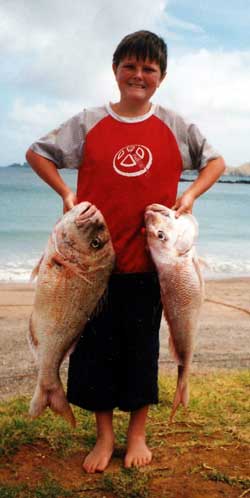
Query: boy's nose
134,67,143,79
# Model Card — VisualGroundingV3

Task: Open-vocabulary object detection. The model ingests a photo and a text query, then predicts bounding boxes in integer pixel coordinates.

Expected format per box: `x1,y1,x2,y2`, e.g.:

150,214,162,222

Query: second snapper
29,202,115,426
145,204,204,421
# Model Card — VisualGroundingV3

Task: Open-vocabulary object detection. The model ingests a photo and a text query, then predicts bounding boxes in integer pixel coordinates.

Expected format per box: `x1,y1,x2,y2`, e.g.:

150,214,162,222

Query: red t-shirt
77,112,182,272
30,104,219,273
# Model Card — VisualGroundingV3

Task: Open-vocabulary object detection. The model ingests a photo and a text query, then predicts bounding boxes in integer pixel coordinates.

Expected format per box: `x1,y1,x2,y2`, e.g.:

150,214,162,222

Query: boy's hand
172,157,225,218
62,190,78,213
172,191,195,218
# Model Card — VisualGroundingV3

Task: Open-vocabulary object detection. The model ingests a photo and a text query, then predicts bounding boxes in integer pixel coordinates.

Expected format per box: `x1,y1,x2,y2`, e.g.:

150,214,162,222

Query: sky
1,0,250,167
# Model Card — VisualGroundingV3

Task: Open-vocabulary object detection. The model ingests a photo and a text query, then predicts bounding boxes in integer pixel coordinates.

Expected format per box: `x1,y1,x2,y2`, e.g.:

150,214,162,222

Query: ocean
0,166,250,282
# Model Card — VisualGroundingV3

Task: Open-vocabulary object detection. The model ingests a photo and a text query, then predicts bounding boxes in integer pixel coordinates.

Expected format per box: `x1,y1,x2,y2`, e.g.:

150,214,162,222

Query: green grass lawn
0,370,249,498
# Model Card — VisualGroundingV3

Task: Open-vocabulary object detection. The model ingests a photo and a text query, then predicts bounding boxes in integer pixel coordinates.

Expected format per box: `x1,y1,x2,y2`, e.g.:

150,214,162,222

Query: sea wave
0,258,38,282
1,255,250,282
200,255,250,279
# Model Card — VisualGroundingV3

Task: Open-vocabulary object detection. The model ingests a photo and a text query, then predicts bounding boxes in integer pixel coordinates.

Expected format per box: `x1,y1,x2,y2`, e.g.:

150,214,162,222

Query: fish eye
157,230,166,240
90,237,102,249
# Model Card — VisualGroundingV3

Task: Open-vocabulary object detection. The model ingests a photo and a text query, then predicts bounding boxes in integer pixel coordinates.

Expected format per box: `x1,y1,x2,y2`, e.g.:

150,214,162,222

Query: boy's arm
26,149,77,213
172,156,225,217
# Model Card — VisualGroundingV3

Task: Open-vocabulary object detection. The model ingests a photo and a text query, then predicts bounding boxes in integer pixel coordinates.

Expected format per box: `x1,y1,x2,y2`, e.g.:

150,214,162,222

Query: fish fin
192,253,205,296
198,256,209,269
30,255,44,281
51,254,93,285
64,339,78,358
27,314,38,360
51,253,68,268
29,382,76,427
90,288,108,319
169,365,189,423
168,334,181,364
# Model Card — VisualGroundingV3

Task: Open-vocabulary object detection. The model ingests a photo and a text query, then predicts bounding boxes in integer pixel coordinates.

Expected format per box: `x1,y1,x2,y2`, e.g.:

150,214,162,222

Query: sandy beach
0,278,250,401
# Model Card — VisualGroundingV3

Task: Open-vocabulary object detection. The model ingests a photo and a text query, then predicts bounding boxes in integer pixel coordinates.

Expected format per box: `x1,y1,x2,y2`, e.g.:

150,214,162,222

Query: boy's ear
112,63,118,76
160,71,167,84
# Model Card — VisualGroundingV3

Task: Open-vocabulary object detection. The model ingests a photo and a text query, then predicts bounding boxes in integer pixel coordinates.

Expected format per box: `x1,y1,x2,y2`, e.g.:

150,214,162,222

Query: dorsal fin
30,255,44,281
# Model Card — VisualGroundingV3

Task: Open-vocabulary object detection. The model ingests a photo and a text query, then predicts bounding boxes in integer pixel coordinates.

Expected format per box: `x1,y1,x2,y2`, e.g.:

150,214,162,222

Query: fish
28,201,115,427
144,203,204,422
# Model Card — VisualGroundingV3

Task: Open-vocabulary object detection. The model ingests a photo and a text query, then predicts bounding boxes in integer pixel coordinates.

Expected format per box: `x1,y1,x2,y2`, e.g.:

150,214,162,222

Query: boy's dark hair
113,30,167,76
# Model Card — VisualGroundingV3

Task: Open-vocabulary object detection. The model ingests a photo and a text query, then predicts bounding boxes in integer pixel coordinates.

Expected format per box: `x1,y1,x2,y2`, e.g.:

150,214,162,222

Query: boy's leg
83,410,115,473
67,278,119,474
125,405,151,468
118,273,162,468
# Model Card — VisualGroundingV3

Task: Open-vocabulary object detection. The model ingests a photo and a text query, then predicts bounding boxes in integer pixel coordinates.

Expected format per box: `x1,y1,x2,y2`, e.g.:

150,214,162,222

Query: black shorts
67,272,162,412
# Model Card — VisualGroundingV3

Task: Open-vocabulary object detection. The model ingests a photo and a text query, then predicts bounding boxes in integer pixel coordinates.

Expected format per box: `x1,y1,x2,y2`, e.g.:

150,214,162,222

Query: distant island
4,162,30,168
225,162,250,177
180,161,250,183
2,161,250,183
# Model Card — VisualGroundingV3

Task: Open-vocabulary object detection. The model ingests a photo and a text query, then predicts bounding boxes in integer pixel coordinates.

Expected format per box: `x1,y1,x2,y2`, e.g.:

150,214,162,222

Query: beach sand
0,278,250,401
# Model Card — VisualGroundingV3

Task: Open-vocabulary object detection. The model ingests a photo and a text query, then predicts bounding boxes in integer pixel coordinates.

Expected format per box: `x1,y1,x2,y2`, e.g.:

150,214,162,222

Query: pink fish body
145,204,204,421
29,202,115,426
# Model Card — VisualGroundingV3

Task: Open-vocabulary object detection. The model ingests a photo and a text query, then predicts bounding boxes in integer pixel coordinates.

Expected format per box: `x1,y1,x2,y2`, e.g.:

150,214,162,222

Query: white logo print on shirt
113,144,152,177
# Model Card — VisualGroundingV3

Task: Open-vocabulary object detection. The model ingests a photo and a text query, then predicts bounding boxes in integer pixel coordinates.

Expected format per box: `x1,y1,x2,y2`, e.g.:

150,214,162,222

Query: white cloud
0,0,249,166
162,13,205,33
0,0,168,97
1,98,86,165
162,49,250,114
155,49,250,164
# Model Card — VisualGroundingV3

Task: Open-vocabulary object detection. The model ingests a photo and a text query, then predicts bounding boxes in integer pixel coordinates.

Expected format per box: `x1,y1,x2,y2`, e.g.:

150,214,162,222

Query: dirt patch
0,280,250,497
0,435,249,497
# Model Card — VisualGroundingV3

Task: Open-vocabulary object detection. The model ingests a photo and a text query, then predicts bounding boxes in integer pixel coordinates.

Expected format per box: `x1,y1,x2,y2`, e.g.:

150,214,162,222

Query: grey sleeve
29,111,86,169
186,122,220,171
155,106,221,171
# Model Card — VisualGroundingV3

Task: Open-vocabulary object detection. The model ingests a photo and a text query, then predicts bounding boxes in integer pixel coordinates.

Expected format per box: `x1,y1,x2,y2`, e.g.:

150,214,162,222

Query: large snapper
29,202,115,426
145,204,204,421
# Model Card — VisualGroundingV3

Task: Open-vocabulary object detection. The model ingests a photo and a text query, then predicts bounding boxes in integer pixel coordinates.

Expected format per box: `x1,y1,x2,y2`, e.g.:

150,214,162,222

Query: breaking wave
1,255,250,282
200,255,250,279
0,257,39,282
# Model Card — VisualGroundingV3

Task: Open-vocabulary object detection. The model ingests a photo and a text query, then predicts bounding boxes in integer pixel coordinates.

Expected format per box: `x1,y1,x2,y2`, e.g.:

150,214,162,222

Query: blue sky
166,1,250,51
1,0,250,166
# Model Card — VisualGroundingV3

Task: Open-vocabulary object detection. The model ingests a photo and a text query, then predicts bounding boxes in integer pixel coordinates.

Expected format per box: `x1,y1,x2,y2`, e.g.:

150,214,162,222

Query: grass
0,370,249,498
0,470,151,498
197,463,250,490
103,467,151,498
0,397,95,457
0,476,75,498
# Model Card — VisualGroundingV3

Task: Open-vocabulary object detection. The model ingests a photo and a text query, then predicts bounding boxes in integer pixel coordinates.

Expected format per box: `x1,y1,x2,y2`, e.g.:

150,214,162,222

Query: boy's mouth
128,83,146,89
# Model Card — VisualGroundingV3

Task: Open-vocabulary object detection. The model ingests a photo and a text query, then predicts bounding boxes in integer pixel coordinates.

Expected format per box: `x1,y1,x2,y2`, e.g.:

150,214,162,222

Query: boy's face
113,56,165,106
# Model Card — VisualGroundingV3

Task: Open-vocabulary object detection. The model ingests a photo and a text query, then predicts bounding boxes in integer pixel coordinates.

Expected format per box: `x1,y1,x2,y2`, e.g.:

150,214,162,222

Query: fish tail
29,381,76,427
169,365,189,423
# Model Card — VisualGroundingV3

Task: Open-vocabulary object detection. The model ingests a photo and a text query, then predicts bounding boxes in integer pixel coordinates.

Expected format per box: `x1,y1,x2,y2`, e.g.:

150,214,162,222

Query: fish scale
145,203,204,421
28,202,115,426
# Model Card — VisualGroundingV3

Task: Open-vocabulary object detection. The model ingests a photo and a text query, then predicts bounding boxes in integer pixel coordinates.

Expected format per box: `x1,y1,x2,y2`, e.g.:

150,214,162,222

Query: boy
26,30,225,473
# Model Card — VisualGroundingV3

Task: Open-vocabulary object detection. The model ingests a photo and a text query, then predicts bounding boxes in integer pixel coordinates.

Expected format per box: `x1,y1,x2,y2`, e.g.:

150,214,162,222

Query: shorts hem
68,398,159,413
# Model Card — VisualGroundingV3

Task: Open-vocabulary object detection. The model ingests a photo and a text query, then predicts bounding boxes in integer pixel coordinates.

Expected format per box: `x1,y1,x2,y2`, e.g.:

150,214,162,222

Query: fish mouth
145,204,173,226
75,203,102,227
145,204,172,217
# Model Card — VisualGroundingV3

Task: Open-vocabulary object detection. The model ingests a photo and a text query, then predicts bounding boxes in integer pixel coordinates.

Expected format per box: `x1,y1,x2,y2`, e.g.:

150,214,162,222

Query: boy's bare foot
124,435,152,468
82,435,114,473
124,405,152,467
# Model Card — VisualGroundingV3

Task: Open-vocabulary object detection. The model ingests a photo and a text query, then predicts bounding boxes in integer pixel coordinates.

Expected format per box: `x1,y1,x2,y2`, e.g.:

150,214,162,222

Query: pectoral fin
30,255,44,281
